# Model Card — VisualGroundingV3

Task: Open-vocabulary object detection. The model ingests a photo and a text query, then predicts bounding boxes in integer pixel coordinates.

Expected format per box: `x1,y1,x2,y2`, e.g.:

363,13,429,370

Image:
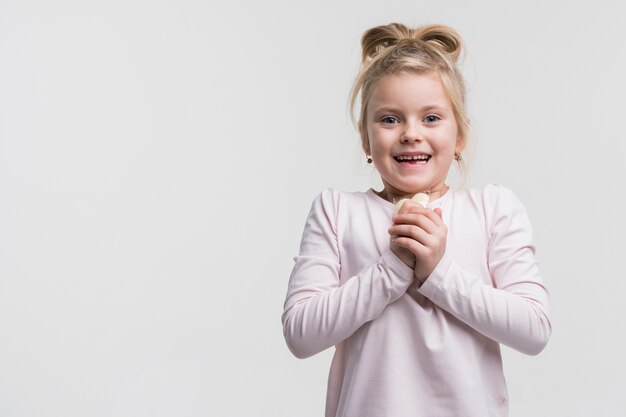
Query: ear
455,117,469,154
455,130,466,154
360,125,371,155
454,139,465,155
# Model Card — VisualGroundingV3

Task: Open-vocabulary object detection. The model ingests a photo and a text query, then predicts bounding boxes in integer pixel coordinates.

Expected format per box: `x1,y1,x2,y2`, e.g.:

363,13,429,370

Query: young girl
282,23,551,417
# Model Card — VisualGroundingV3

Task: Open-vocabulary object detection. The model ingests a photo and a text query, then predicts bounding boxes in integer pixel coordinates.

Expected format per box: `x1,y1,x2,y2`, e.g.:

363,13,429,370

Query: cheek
366,128,381,152
434,129,458,153
369,136,392,157
370,127,394,144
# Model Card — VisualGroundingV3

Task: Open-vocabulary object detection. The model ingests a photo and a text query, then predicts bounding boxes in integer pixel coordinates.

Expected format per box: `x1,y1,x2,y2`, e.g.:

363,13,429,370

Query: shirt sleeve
418,183,552,355
282,189,414,359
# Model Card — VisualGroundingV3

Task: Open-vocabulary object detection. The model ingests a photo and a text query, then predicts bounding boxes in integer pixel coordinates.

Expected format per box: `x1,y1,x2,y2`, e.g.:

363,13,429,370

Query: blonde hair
349,23,470,173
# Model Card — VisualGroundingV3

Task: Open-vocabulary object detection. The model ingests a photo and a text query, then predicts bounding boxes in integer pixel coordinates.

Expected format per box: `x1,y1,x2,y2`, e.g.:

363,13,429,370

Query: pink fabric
282,183,551,417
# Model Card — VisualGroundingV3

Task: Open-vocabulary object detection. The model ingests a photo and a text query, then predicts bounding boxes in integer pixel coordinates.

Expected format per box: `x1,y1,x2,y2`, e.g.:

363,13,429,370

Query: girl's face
364,71,463,201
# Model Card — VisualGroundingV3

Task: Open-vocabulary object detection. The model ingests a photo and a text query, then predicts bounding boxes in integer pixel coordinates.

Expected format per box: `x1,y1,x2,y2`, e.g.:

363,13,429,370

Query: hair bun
414,24,463,62
360,23,463,64
360,23,412,64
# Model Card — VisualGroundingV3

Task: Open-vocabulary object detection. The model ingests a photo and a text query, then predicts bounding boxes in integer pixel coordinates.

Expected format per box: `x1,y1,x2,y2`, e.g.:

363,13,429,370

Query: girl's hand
388,201,447,282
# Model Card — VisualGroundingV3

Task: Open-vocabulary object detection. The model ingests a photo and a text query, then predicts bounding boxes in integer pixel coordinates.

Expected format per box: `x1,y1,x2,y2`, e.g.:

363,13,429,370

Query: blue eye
424,115,440,124
381,116,399,124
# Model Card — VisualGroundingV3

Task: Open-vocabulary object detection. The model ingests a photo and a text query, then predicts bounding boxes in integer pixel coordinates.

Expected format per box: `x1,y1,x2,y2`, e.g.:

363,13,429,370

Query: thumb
434,207,443,219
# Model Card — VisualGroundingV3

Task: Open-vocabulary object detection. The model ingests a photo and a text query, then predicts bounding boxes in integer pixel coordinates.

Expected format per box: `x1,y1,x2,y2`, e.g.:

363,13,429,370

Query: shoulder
306,188,386,232
451,182,519,202
450,182,524,209
482,182,524,205
475,183,533,239
448,182,531,230
310,187,377,212
479,182,528,218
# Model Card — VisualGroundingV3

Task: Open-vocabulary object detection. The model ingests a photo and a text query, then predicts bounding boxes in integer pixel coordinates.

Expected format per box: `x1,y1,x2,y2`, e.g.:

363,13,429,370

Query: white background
1,0,625,416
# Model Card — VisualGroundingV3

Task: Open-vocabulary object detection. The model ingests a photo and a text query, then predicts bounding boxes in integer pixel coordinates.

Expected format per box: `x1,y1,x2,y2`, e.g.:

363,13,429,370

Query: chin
402,181,433,192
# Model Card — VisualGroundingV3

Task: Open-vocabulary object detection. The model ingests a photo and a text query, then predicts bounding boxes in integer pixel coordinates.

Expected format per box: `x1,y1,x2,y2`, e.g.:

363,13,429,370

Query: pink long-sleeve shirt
282,183,551,417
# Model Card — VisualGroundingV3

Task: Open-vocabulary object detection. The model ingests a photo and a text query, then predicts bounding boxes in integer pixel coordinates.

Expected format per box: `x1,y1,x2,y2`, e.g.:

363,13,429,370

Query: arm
418,184,552,355
282,189,414,359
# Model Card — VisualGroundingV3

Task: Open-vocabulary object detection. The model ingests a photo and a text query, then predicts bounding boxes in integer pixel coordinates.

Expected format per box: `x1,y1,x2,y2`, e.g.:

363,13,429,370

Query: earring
454,152,462,162
366,155,373,164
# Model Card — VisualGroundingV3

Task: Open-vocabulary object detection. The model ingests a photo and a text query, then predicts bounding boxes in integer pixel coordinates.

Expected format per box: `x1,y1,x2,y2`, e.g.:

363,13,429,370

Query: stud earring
366,155,373,164
454,152,462,162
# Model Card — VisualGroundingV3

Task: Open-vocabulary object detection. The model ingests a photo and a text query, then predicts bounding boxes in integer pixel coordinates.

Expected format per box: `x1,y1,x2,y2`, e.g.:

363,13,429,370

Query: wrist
391,246,415,268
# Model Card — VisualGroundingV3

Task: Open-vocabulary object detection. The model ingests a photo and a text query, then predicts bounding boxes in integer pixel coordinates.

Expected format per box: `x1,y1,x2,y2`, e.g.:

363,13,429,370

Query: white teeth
396,155,430,161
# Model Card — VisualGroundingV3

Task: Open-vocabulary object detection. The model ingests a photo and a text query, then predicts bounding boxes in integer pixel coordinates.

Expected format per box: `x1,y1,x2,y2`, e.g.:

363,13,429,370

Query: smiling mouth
393,155,431,164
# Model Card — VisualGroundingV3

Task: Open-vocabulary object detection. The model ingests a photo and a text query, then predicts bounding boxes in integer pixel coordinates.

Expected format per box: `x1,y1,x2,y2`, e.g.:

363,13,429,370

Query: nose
400,120,423,143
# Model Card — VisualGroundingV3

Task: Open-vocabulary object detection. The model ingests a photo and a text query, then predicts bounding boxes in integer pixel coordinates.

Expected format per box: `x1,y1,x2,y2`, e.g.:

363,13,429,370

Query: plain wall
1,0,625,416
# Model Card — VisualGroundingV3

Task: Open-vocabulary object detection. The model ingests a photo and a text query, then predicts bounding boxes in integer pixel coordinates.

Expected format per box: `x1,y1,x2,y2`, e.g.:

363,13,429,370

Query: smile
393,154,431,164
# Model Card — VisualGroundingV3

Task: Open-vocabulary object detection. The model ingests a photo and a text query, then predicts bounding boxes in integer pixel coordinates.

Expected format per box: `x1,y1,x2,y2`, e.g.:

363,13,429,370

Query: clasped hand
388,200,447,283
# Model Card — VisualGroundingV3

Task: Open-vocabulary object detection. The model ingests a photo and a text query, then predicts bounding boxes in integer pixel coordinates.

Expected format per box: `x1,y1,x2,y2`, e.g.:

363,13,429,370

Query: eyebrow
370,106,400,114
371,105,451,114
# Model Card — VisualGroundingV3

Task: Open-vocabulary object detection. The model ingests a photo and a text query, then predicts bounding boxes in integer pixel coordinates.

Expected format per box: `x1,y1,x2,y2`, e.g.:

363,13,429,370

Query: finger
388,224,435,246
391,214,438,235
407,207,444,227
392,211,443,234
391,235,424,250
391,236,428,258
397,205,443,226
